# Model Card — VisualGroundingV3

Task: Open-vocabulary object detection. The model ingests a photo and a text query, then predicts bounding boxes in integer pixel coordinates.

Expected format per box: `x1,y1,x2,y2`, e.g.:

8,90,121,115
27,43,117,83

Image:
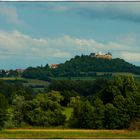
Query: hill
22,54,140,80
56,55,140,76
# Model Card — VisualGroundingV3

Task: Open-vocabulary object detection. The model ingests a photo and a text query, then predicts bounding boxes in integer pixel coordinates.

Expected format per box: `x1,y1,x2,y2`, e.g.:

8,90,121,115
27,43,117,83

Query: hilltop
22,53,140,80
56,54,140,75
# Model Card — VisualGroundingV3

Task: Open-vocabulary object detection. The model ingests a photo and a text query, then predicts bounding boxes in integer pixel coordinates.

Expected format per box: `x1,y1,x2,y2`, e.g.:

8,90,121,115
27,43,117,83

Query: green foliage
99,75,140,129
12,90,32,100
23,91,66,127
48,78,108,96
55,56,140,76
113,95,130,128
78,101,94,128
0,80,33,102
93,98,105,129
69,97,95,128
0,93,8,129
12,95,26,127
22,66,52,81
0,74,140,130
104,103,120,129
68,96,81,128
22,55,140,81
4,107,15,128
62,107,73,121
69,75,140,129
0,69,18,78
60,90,79,106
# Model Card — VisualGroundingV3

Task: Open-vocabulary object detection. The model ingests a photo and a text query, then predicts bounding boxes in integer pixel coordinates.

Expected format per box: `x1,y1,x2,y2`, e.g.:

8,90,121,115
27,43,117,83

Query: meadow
0,129,140,138
1,71,140,83
50,72,140,81
0,77,49,91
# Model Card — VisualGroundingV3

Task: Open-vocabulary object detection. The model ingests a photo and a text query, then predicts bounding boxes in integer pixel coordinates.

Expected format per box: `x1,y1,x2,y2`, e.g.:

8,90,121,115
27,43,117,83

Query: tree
0,93,8,129
93,98,105,129
68,96,81,128
69,98,95,128
12,90,32,100
24,91,66,126
12,95,25,127
97,75,140,129
113,95,130,128
60,90,78,106
8,70,18,77
78,101,94,128
104,103,119,129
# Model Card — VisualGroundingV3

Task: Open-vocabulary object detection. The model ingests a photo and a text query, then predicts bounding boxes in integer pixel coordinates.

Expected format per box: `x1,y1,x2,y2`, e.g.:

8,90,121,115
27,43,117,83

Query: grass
1,72,140,83
51,76,103,81
0,129,140,138
0,77,48,84
0,74,140,90
51,72,140,81
0,77,49,89
23,78,49,87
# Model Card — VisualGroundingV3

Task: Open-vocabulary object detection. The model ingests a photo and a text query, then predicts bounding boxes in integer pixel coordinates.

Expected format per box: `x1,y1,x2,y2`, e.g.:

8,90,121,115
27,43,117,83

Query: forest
0,75,140,130
22,55,140,81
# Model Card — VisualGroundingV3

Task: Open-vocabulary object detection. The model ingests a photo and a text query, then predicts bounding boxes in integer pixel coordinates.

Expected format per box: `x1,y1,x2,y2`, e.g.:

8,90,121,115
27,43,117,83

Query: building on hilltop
90,52,112,59
50,64,59,69
90,53,96,57
16,69,25,73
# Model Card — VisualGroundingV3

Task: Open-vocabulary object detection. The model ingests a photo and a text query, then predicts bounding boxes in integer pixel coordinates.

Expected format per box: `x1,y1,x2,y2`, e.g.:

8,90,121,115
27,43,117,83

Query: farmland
1,71,140,83
51,73,140,81
0,129,139,138
0,77,49,91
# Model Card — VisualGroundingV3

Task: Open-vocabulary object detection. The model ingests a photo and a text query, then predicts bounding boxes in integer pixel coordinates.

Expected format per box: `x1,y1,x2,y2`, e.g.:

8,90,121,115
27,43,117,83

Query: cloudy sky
0,2,140,69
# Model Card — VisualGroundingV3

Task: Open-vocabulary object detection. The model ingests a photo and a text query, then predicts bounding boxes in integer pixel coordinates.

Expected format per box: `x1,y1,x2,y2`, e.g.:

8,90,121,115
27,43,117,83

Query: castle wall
96,54,112,59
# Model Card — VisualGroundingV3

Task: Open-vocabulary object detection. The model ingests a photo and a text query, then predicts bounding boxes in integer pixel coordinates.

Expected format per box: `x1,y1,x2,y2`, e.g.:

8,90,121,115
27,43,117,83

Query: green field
0,129,139,138
51,72,140,81
0,73,140,90
0,77,49,91
1,72,140,82
51,76,97,80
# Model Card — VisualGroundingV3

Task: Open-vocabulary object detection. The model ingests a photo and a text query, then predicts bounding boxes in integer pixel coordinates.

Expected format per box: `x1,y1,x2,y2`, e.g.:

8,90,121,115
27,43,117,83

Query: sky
0,2,140,69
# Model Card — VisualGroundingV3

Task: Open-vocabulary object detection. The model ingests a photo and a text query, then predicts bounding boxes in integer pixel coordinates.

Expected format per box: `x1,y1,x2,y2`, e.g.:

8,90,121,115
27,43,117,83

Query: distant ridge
22,53,140,80
55,54,140,76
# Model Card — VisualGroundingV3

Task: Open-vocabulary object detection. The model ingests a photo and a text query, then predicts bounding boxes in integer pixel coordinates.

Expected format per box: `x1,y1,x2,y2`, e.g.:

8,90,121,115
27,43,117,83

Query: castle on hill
90,52,112,60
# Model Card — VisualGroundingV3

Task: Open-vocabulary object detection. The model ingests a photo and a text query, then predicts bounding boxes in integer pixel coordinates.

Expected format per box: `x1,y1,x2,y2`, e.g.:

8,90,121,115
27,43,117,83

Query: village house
50,64,59,69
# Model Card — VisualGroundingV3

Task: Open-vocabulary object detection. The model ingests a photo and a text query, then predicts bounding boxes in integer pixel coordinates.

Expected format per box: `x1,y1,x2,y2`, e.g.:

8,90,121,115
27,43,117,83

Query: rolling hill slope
22,54,140,80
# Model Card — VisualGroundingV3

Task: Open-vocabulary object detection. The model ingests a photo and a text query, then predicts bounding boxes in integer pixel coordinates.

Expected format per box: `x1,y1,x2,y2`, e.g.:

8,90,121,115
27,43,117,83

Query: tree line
22,55,140,81
0,75,140,130
1,55,140,81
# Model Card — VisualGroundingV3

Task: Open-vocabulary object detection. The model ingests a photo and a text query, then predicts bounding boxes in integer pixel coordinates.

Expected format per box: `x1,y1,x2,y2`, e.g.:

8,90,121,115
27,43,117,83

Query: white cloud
0,30,71,59
0,30,47,50
0,5,22,25
120,52,140,62
0,29,139,64
62,35,132,52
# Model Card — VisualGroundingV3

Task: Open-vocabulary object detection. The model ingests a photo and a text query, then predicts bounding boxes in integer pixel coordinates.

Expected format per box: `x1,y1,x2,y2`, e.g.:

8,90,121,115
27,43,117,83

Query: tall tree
12,95,25,127
93,98,105,129
0,93,8,129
